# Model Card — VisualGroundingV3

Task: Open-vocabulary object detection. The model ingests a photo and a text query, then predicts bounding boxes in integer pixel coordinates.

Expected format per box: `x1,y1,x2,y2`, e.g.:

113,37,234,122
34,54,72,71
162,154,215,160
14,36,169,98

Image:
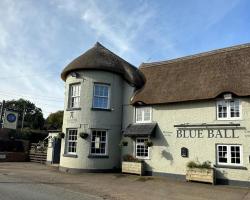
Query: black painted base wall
145,171,250,188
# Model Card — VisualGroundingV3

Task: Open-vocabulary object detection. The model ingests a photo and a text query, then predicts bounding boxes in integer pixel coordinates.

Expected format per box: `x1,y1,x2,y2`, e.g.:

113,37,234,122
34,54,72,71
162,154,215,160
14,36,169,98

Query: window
217,99,241,120
135,107,152,123
69,83,81,108
65,129,78,154
90,130,107,155
217,144,242,166
136,138,149,159
93,84,110,109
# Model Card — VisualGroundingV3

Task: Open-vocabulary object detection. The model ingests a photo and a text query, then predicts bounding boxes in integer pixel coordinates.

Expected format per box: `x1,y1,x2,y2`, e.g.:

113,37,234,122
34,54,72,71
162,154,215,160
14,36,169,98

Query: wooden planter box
186,168,215,184
122,161,144,176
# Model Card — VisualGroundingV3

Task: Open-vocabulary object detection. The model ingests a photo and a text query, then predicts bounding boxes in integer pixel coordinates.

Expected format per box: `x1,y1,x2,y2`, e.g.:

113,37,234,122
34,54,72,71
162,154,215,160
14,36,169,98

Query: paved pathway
0,163,249,200
0,171,101,200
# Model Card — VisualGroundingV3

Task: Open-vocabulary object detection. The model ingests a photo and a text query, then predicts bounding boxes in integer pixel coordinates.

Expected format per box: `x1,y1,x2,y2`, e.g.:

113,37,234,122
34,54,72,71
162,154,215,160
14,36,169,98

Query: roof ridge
94,42,138,69
140,43,250,68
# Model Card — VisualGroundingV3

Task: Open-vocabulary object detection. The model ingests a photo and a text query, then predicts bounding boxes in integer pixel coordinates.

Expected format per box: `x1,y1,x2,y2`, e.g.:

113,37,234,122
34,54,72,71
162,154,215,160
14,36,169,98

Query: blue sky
0,0,249,117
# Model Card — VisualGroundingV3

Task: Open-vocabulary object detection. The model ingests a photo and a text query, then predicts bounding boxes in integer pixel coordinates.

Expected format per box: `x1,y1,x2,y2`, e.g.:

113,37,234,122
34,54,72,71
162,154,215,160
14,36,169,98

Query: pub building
57,42,250,187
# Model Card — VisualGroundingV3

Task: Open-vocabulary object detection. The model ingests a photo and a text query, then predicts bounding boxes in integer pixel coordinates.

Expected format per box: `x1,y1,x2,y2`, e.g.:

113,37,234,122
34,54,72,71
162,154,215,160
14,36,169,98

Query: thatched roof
61,42,145,89
132,43,250,105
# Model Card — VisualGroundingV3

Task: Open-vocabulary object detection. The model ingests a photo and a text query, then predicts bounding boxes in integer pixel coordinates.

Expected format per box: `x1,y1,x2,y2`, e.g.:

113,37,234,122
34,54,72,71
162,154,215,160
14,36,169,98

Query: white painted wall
60,70,134,170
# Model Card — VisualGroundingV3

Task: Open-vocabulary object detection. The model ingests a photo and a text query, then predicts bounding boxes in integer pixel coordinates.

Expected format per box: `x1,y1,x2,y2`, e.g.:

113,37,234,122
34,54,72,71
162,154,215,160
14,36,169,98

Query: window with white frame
217,99,241,120
90,130,107,155
136,138,149,159
135,107,152,123
65,129,78,154
69,83,81,108
93,83,110,109
217,144,242,166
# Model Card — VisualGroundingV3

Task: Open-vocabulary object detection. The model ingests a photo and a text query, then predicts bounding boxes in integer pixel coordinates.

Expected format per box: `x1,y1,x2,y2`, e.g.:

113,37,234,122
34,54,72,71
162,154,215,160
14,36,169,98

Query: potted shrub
119,140,128,147
79,132,89,139
122,154,144,176
186,161,215,184
144,140,153,147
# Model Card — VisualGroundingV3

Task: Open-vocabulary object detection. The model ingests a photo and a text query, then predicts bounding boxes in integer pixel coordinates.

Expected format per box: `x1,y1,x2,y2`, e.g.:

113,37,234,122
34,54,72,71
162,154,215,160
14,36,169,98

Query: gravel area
0,162,249,200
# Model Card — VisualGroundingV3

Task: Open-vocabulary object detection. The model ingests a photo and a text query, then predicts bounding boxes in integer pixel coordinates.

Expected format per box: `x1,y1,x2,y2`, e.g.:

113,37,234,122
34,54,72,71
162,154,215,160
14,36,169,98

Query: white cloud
0,0,64,117
0,0,242,118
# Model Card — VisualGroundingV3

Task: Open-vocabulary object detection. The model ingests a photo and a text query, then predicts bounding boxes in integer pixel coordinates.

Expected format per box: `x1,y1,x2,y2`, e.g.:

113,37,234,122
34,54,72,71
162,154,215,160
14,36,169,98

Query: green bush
187,161,212,169
123,154,142,163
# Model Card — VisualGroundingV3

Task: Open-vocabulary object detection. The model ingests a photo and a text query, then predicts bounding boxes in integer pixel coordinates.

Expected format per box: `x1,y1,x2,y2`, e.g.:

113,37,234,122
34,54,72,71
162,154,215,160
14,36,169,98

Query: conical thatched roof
61,42,145,89
132,43,250,105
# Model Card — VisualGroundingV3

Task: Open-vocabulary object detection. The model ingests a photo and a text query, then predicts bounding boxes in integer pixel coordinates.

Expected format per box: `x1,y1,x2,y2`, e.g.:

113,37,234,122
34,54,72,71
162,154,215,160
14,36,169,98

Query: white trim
135,137,150,159
65,128,78,155
68,83,81,109
90,129,108,156
92,83,110,109
135,107,152,123
216,144,243,166
216,99,242,120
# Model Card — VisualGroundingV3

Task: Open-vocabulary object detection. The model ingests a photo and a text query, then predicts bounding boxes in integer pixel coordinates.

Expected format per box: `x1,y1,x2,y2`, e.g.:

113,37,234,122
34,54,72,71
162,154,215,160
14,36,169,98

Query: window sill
216,118,242,121
66,108,81,111
91,108,111,112
63,154,78,158
88,155,109,159
136,157,150,160
214,165,247,170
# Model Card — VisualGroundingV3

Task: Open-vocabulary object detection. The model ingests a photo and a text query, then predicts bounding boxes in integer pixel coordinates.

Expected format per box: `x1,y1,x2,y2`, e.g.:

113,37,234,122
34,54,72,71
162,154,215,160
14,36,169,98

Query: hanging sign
3,111,18,130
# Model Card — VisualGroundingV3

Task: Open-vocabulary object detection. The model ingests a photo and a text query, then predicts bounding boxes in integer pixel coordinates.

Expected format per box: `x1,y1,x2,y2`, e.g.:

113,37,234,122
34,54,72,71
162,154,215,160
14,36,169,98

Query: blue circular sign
7,113,16,123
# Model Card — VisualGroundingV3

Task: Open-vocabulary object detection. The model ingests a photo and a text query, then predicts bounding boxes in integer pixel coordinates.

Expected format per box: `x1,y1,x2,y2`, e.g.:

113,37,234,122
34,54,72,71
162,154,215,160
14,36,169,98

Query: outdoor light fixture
70,72,80,78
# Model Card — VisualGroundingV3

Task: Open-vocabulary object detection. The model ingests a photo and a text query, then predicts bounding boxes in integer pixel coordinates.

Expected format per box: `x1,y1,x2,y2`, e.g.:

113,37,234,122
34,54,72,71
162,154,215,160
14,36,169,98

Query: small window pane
136,138,149,158
90,130,107,155
217,99,241,120
93,84,110,109
136,107,151,123
66,129,78,154
217,101,227,119
217,145,242,166
69,84,81,108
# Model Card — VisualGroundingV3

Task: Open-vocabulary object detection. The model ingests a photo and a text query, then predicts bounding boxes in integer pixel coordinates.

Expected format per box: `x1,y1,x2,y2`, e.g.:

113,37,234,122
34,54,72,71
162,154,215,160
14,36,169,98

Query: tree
5,98,45,129
45,110,63,130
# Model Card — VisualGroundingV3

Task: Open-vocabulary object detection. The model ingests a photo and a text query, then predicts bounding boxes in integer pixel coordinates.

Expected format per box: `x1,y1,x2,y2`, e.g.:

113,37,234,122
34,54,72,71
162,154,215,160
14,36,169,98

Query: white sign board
95,137,100,149
3,111,18,130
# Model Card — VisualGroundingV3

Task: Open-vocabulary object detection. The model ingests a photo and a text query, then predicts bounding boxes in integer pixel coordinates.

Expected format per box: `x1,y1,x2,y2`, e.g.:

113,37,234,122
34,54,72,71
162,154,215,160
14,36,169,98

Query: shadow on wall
161,150,173,165
153,126,174,165
215,169,228,184
153,126,169,147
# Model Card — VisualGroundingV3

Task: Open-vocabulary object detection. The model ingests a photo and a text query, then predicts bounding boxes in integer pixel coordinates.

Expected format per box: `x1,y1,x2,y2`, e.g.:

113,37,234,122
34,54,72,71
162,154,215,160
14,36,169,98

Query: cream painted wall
60,68,250,182
60,70,132,170
122,98,250,182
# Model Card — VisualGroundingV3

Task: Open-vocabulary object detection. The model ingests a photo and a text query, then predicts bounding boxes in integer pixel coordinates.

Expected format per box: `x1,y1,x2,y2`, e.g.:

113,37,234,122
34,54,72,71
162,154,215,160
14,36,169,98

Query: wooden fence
29,143,47,164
